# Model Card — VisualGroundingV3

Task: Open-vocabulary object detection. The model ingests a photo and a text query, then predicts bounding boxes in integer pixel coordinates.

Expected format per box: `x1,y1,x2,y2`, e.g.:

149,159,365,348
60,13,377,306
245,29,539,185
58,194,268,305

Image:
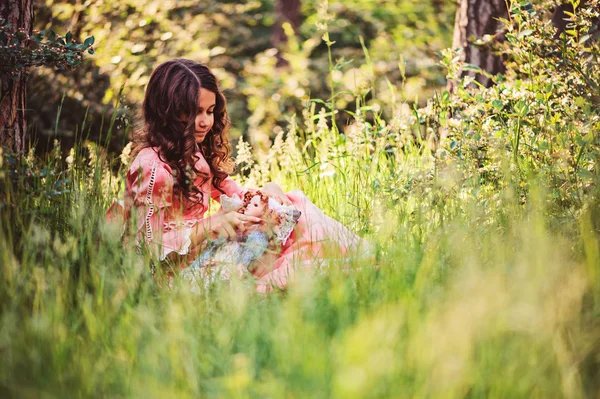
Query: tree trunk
449,0,508,90
552,3,575,38
0,0,33,154
271,0,302,67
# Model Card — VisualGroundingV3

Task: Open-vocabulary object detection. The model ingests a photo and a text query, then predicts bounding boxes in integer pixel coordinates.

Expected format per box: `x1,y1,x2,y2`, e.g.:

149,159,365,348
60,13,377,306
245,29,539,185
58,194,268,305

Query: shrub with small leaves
0,19,94,77
421,0,600,215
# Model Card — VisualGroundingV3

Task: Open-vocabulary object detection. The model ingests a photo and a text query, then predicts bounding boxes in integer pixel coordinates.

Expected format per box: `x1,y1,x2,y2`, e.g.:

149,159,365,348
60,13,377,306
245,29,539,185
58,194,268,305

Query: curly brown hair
131,59,234,205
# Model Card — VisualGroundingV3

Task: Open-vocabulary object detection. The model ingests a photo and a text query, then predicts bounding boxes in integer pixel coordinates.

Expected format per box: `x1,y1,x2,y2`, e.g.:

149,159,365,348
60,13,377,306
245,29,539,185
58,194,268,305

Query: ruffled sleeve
127,160,193,261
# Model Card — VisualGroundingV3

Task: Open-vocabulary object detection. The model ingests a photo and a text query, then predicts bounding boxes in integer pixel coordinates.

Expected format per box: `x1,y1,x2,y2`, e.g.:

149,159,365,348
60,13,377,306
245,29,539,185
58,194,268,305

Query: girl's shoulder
128,147,173,175
129,146,210,174
126,147,175,191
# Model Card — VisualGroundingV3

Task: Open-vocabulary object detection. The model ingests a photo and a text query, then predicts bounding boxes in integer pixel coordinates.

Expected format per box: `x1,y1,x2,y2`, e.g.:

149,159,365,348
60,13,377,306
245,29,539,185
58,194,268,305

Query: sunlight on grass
1,3,600,396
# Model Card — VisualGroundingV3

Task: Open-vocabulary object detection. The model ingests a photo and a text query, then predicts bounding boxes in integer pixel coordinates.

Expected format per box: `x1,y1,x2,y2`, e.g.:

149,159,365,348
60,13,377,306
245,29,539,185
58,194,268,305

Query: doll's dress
191,230,269,271
180,230,269,293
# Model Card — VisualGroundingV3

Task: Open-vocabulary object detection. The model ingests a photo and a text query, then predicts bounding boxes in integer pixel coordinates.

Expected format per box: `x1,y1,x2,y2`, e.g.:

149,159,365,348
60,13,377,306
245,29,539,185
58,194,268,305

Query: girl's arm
126,160,193,262
189,211,262,248
211,176,245,200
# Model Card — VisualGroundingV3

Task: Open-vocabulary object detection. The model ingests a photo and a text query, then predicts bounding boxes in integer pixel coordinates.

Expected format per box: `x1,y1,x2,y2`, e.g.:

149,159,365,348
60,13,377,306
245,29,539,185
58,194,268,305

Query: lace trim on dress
267,198,302,245
163,219,201,231
158,229,193,261
273,209,301,244
144,161,157,241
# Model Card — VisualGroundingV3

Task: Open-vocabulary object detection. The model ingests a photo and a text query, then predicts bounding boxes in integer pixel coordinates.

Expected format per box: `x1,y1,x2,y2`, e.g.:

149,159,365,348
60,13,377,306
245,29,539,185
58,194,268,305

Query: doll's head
242,192,266,217
238,191,271,218
238,191,285,229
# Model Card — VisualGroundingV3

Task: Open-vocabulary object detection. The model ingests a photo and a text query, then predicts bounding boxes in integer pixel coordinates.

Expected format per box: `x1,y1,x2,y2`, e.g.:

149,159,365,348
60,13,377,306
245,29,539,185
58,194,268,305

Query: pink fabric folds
108,146,364,291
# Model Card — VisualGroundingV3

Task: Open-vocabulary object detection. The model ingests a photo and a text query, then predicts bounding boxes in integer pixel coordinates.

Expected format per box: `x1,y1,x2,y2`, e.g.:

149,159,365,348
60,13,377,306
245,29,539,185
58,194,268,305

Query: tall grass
1,4,600,397
1,107,599,397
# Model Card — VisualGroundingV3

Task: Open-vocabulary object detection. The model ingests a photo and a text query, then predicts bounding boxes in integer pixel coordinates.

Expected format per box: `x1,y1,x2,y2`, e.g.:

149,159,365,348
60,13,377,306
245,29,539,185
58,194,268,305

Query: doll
182,190,301,290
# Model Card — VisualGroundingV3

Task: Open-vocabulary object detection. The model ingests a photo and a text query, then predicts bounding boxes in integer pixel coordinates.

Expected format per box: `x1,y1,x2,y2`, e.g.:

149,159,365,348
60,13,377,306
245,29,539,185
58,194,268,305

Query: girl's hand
209,211,261,239
260,182,292,206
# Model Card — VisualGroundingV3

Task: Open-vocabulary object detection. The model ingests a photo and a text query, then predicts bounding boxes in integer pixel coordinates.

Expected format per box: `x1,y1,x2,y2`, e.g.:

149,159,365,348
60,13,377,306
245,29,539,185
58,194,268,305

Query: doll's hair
238,191,268,214
131,58,234,206
238,191,283,226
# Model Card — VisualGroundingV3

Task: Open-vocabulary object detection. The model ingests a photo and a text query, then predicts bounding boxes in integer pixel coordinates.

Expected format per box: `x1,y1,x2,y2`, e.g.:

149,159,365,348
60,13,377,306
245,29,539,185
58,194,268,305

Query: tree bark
271,0,302,67
552,3,575,38
0,0,34,154
449,0,509,90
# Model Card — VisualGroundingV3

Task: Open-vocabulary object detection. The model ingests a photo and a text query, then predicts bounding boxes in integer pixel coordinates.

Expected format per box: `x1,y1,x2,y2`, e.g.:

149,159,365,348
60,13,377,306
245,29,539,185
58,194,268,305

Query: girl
122,58,362,293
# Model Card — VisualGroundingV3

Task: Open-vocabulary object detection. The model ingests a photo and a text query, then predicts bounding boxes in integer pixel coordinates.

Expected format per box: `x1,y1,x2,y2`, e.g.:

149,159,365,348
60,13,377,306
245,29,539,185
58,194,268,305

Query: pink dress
113,146,363,292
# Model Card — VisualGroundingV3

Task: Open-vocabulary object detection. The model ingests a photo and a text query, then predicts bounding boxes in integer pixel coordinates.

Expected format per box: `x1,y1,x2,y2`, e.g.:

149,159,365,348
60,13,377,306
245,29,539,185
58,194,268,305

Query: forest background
29,0,453,154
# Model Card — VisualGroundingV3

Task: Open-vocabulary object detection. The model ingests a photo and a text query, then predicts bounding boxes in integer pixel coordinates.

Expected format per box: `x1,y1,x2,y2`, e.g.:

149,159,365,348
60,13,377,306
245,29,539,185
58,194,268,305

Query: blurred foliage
28,0,454,153
1,2,600,397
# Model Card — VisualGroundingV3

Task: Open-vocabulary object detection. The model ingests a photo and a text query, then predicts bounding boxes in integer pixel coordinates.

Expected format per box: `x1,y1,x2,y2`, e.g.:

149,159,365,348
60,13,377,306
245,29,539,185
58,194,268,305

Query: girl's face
194,88,216,144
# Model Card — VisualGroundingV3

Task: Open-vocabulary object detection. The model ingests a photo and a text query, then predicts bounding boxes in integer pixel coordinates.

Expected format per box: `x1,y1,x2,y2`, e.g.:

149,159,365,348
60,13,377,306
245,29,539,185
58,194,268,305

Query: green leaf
83,36,95,48
492,100,504,111
577,169,594,180
515,100,529,118
441,90,450,104
463,64,482,72
517,29,533,38
575,96,586,107
66,31,72,43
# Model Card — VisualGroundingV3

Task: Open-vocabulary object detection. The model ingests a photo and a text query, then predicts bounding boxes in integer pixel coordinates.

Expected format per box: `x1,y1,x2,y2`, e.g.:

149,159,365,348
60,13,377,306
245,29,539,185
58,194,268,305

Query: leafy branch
0,19,95,77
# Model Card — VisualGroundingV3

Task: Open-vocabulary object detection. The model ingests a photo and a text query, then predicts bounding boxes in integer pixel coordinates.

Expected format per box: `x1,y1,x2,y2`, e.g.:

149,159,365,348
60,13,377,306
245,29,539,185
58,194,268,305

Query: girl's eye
207,111,213,115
